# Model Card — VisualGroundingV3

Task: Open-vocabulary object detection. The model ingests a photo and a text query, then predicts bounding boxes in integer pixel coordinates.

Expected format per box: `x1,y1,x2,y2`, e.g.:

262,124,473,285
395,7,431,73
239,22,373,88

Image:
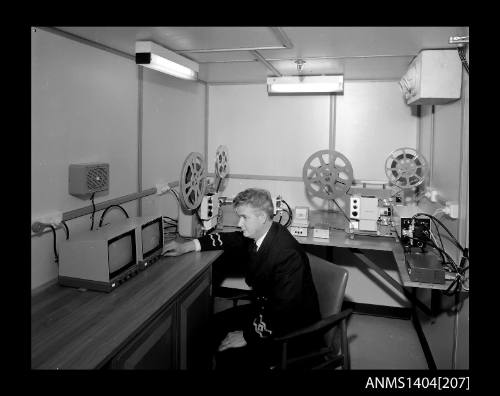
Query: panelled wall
208,81,418,307
414,46,469,369
31,28,206,291
139,66,206,219
31,28,137,290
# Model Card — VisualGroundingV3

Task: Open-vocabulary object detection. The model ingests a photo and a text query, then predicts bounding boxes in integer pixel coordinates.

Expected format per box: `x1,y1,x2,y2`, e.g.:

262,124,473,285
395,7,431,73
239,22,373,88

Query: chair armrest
274,308,353,343
214,287,255,301
227,292,254,301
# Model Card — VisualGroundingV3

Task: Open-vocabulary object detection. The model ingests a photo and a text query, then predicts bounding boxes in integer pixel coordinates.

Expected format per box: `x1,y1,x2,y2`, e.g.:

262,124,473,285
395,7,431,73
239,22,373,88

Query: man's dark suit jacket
198,221,321,346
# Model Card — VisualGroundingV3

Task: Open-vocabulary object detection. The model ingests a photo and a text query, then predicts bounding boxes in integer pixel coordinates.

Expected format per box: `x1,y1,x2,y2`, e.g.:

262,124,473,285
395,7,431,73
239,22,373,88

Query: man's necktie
250,241,258,253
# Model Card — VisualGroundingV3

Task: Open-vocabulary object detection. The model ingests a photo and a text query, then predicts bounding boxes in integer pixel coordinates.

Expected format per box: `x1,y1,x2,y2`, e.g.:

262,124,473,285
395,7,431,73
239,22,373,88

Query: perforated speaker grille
87,166,109,192
69,163,109,198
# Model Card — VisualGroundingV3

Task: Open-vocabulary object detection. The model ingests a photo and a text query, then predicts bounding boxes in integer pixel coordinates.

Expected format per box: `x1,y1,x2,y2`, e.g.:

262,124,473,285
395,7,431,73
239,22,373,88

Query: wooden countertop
31,250,222,369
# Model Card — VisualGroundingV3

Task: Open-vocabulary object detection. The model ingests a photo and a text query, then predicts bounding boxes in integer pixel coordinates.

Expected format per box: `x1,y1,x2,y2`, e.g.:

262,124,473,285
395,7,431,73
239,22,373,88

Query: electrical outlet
429,190,440,203
423,187,440,203
273,195,283,214
445,201,459,219
31,222,47,233
31,211,63,233
40,211,63,225
155,182,171,195
449,36,469,44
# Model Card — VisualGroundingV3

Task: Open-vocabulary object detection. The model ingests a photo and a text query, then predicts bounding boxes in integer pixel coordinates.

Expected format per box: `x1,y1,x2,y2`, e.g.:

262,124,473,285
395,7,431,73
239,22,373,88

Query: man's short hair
233,188,274,219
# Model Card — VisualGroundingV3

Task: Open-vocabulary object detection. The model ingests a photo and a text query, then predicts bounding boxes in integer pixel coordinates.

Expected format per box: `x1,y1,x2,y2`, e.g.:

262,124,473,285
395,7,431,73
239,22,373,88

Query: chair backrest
306,253,348,348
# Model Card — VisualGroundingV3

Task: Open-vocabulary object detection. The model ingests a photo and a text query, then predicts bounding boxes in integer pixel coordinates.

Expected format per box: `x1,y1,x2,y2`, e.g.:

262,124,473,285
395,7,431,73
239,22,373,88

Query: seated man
164,188,321,369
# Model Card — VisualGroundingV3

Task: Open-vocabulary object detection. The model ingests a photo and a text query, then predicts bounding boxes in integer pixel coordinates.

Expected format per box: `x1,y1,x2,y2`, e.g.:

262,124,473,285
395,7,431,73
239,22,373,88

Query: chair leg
280,342,288,370
340,319,350,369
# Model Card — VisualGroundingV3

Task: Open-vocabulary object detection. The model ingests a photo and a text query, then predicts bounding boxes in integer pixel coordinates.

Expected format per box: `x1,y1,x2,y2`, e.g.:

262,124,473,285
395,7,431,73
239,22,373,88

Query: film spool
302,150,354,199
215,145,229,179
384,147,428,189
179,152,207,210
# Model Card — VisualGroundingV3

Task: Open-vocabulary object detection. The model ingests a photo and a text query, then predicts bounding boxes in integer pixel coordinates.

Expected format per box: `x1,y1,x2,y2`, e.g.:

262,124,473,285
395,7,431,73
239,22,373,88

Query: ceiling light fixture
267,75,344,95
135,41,199,80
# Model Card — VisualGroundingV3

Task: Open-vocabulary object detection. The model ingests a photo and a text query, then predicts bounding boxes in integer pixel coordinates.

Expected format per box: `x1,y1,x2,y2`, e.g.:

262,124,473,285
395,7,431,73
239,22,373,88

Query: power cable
330,198,351,224
457,47,469,74
281,199,293,228
61,220,70,240
405,213,469,295
412,213,466,254
90,192,96,230
98,204,130,227
48,224,59,266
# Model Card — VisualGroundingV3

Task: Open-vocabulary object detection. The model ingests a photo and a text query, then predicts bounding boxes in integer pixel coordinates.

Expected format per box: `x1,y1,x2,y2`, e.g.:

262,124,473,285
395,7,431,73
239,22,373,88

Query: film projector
384,147,428,191
384,147,430,245
301,149,353,238
301,147,428,238
156,146,230,238
174,151,208,238
198,145,230,232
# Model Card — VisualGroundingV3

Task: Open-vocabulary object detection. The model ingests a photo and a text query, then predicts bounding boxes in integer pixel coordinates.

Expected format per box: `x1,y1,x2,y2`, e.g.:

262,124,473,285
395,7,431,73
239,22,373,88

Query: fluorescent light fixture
267,75,344,94
135,41,199,80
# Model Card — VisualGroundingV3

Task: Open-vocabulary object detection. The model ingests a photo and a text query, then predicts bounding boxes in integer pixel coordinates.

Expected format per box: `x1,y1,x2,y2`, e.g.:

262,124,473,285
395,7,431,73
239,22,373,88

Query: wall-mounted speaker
69,163,109,198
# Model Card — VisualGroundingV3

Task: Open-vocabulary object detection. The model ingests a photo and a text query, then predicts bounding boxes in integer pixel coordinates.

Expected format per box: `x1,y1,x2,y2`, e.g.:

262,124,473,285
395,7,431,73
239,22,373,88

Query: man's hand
218,330,247,352
162,240,196,256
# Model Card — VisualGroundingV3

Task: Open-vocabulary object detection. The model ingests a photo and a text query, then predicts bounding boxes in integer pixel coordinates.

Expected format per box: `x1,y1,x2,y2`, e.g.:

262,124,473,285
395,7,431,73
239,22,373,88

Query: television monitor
59,218,140,292
108,231,136,278
134,215,164,270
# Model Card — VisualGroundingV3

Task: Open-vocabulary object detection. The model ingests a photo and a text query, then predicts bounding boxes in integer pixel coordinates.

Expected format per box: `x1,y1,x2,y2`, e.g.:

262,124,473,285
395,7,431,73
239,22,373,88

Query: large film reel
303,150,354,199
179,152,207,210
384,147,428,189
215,145,229,179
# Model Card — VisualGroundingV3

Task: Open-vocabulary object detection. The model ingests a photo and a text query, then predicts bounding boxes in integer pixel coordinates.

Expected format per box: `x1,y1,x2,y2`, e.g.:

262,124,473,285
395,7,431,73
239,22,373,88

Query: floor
347,312,428,369
214,298,428,370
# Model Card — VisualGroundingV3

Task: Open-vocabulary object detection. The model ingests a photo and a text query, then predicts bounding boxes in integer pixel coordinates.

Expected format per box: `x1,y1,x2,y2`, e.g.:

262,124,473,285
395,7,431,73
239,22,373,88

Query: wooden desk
31,250,222,369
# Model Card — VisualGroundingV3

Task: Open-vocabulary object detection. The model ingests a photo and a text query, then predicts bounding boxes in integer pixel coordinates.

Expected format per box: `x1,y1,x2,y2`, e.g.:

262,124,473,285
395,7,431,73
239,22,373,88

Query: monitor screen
142,218,163,258
108,230,136,278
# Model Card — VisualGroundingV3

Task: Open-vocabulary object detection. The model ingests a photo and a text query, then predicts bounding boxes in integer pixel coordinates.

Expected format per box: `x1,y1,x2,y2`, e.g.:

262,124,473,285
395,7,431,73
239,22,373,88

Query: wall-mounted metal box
400,49,462,105
69,163,109,198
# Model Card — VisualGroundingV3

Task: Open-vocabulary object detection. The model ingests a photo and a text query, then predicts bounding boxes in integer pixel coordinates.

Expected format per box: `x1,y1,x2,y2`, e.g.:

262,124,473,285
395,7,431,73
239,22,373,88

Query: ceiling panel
57,26,160,55
343,56,415,80
53,26,468,83
199,61,269,84
168,26,282,51
261,26,467,59
271,58,345,76
269,56,414,80
188,51,257,63
57,26,282,55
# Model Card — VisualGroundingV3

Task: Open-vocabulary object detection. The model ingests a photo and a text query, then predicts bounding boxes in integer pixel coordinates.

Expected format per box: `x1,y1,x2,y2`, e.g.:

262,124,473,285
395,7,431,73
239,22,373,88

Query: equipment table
293,211,455,370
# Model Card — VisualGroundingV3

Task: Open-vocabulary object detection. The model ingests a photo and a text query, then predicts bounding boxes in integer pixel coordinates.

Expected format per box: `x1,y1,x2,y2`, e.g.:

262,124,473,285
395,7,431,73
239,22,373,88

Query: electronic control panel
400,217,431,249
